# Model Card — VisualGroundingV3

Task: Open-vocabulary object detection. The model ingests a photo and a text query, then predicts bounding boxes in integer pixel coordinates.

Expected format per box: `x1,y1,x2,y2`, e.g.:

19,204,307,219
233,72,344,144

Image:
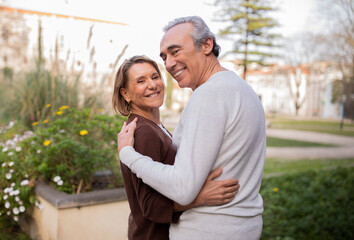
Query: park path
266,129,354,159
161,111,354,159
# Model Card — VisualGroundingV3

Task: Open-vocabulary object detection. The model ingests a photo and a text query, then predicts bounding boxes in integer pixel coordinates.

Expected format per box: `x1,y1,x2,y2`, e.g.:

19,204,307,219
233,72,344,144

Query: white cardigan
120,71,266,239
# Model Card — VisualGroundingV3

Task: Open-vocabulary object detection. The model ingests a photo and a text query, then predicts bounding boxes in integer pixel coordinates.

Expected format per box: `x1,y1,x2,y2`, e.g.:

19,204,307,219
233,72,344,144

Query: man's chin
177,81,188,89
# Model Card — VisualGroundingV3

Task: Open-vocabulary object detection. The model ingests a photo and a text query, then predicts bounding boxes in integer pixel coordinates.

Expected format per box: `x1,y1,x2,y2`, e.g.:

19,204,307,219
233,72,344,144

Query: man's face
160,23,206,90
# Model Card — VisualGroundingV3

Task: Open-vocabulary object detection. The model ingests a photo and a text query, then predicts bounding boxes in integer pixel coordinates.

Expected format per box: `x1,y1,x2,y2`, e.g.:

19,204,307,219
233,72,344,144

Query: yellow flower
98,108,104,112
273,188,279,192
43,140,51,146
32,122,39,126
59,105,69,111
80,130,88,136
56,111,63,115
46,104,51,108
42,119,49,124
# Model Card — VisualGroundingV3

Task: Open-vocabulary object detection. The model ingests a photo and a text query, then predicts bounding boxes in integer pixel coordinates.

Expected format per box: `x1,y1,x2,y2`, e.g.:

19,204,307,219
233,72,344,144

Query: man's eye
172,50,179,55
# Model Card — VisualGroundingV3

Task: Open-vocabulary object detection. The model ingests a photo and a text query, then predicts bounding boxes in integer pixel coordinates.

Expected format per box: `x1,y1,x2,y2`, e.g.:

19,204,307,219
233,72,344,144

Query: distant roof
0,6,127,26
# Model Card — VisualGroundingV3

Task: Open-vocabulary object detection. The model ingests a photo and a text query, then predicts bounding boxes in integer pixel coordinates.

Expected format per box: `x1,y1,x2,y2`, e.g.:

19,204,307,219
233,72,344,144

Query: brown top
121,114,182,240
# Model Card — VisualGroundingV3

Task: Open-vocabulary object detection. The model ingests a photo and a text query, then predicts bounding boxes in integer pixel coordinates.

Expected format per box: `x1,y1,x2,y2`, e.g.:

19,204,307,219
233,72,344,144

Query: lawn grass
267,116,354,137
263,158,354,176
266,136,334,147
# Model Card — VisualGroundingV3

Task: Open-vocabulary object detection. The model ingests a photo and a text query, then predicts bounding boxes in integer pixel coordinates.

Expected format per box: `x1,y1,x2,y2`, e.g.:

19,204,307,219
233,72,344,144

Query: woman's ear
120,87,131,103
203,37,213,55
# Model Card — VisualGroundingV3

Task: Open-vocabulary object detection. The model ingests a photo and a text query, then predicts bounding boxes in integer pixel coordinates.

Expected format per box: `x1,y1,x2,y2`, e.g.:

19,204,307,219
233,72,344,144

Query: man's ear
120,88,131,103
203,37,214,55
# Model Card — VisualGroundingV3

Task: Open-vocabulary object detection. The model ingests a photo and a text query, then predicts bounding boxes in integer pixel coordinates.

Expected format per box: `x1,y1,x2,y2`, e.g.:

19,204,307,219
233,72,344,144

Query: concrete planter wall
21,182,130,240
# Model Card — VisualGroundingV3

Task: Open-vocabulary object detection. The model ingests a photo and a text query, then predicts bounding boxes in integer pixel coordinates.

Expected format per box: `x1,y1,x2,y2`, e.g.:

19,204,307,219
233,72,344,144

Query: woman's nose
148,79,157,89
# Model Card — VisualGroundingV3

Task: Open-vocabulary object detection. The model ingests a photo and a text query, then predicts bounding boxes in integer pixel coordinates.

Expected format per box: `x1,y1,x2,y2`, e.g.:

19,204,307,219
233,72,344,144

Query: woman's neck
131,108,160,124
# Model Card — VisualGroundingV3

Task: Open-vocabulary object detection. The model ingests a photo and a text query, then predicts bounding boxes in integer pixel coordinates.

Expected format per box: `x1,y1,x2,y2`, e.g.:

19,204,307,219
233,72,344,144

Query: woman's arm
173,167,240,212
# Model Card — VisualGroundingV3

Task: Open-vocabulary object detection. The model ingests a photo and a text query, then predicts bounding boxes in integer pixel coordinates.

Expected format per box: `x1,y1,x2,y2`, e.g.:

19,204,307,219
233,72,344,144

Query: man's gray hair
163,16,221,57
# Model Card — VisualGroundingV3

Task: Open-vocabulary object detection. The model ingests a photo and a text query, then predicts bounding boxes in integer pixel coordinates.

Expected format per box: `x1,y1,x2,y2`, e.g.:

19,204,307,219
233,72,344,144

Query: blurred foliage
0,108,125,229
261,167,354,240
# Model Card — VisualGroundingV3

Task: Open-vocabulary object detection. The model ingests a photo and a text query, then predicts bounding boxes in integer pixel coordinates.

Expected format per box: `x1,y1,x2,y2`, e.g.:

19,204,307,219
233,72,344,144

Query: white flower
3,195,8,200
15,196,20,202
31,141,35,145
8,161,14,167
15,146,22,152
5,172,12,180
37,203,44,211
37,149,41,154
19,206,25,212
7,152,13,156
5,140,15,147
9,169,14,173
20,180,29,186
9,121,15,127
7,211,10,215
5,202,10,209
1,162,6,167
57,180,63,186
13,207,19,215
59,129,65,133
25,174,29,178
10,189,20,196
2,147,8,152
13,216,18,222
53,176,61,183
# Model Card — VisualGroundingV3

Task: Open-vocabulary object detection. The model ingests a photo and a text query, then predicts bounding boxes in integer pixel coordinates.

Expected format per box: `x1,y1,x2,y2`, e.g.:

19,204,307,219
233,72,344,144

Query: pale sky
2,0,318,66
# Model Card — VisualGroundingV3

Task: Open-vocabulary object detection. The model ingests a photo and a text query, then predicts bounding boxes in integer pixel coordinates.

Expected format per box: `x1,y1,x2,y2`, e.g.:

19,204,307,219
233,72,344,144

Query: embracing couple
112,16,266,240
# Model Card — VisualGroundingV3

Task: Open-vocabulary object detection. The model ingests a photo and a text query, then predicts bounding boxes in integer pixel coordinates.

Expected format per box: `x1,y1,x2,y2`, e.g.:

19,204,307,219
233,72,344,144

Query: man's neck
194,59,228,90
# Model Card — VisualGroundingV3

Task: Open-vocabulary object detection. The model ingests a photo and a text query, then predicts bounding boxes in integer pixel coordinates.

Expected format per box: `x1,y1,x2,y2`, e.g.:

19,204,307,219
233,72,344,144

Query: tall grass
0,21,127,128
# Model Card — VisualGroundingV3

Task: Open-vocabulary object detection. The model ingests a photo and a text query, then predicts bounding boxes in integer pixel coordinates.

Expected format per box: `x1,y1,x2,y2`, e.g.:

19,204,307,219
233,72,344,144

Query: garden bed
20,182,129,240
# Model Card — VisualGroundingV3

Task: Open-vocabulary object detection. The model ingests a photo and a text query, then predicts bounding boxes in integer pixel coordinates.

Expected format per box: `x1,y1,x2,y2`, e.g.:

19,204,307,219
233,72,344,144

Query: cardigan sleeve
128,125,180,223
120,85,227,205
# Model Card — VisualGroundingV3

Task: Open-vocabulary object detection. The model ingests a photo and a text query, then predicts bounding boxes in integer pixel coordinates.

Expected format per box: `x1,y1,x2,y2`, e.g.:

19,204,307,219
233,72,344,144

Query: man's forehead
160,23,193,52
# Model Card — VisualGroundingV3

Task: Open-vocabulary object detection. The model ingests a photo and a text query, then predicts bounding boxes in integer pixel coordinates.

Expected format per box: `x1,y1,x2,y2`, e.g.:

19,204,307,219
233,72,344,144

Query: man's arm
173,167,239,212
119,88,227,205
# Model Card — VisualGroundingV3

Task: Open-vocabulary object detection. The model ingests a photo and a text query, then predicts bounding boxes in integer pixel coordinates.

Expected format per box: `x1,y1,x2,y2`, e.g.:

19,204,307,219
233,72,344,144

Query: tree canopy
214,0,281,80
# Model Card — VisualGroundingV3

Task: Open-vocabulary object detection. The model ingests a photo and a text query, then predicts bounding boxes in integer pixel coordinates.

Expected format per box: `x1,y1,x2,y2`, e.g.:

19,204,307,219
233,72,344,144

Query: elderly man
118,16,266,240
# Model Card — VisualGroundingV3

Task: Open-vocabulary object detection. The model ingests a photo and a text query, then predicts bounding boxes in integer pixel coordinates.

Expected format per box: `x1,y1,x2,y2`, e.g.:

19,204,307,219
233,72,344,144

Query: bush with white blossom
0,107,125,226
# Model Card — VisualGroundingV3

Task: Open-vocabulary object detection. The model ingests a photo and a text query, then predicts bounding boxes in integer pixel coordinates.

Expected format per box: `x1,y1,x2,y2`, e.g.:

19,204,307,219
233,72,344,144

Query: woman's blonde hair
112,55,162,116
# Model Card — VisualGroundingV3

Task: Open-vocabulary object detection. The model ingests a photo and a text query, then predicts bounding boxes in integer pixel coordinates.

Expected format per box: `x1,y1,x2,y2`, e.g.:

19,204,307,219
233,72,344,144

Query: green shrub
261,167,354,240
0,107,125,226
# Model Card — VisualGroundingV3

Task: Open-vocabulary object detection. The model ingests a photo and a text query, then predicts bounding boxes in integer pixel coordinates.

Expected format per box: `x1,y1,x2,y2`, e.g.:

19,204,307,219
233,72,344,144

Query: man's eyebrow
160,44,180,58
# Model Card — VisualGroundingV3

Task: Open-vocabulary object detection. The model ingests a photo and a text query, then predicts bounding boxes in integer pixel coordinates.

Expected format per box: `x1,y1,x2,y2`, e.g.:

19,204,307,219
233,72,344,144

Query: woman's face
121,62,165,114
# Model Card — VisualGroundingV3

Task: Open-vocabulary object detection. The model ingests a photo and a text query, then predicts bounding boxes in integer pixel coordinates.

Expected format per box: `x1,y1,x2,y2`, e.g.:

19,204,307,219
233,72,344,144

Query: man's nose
165,56,176,72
